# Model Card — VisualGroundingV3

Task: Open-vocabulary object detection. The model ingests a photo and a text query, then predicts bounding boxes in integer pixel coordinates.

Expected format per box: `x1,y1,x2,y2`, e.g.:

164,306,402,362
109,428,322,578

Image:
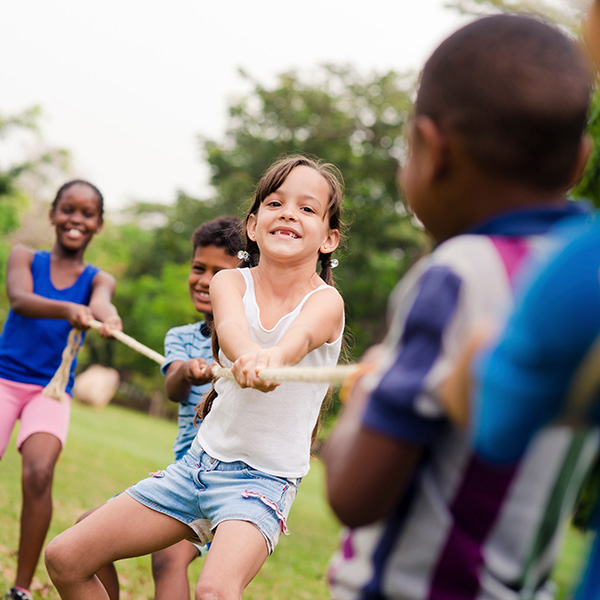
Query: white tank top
197,268,343,478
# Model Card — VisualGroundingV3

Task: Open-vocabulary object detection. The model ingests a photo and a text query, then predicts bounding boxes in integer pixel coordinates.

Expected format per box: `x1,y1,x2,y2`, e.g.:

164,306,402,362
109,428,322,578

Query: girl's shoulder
211,268,247,293
213,267,246,283
309,284,344,310
7,244,37,268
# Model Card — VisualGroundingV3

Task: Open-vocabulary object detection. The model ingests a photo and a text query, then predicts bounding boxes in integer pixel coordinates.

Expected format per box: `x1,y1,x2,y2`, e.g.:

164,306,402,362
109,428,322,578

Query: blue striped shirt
161,322,212,460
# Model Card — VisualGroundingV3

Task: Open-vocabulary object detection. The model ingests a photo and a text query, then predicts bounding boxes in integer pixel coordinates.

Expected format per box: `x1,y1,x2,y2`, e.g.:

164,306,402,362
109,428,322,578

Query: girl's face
247,166,340,264
50,183,103,252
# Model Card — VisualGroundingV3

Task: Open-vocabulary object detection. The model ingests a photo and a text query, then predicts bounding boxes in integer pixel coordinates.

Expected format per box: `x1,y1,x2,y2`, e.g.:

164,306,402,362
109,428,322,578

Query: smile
271,229,299,239
66,229,84,238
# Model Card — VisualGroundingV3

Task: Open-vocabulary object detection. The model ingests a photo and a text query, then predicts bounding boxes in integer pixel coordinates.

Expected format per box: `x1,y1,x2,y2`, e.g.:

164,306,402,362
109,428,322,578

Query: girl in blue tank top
0,180,122,600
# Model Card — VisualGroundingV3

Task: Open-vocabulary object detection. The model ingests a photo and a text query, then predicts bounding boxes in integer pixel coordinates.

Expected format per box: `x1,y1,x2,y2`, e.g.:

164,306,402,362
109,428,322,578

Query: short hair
415,14,593,190
51,180,104,218
191,216,244,257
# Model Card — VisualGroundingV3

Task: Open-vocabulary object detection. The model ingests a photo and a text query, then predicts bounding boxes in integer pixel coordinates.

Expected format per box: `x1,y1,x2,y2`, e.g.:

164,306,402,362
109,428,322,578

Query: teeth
68,229,82,238
274,230,298,239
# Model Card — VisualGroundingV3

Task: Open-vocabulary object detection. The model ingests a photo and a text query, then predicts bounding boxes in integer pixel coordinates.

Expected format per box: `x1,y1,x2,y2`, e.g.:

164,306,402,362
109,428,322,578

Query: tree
201,65,426,357
0,106,69,319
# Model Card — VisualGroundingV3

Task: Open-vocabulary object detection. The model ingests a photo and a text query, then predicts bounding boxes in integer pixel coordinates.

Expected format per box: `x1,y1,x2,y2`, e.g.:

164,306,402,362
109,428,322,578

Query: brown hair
243,154,344,285
196,155,345,429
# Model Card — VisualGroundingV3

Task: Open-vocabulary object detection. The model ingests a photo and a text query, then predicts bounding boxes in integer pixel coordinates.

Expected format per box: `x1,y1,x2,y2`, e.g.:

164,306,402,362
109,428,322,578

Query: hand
439,322,497,427
97,315,123,339
183,358,212,385
231,348,281,392
66,303,94,330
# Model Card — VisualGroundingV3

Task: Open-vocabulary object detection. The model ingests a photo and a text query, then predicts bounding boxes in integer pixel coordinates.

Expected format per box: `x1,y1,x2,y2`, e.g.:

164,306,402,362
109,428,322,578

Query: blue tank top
0,250,100,394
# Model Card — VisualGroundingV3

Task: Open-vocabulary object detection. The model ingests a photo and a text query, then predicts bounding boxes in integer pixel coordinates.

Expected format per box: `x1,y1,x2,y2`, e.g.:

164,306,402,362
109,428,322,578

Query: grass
0,402,592,599
0,402,340,599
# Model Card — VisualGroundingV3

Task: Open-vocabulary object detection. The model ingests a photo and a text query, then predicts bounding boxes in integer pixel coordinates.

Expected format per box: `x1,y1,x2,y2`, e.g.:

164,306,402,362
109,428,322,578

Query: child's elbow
8,293,30,315
327,483,382,528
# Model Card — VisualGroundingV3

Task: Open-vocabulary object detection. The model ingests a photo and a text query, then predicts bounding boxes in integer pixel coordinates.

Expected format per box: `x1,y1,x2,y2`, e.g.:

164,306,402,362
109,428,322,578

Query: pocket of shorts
243,468,290,504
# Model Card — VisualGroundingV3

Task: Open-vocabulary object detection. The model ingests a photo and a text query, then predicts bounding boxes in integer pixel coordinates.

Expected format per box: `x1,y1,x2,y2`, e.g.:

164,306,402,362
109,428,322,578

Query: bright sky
0,1,470,213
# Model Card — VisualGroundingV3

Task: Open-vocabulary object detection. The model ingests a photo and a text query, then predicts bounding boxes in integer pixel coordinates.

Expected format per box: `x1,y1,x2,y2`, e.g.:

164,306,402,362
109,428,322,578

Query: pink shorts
0,377,72,458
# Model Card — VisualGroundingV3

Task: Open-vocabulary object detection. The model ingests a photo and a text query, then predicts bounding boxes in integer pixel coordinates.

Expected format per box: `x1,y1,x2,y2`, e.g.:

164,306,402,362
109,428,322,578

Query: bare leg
152,540,199,600
194,521,269,600
77,506,120,600
15,433,62,591
45,493,194,600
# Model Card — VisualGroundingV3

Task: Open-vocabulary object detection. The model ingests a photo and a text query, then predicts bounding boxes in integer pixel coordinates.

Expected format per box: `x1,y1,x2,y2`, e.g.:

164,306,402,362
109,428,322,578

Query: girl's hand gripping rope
231,348,281,392
209,363,366,386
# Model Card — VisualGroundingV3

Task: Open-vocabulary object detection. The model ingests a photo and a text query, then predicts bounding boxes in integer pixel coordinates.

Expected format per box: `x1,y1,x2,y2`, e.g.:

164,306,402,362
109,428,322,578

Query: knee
45,534,74,585
151,549,176,579
22,459,55,496
195,580,225,600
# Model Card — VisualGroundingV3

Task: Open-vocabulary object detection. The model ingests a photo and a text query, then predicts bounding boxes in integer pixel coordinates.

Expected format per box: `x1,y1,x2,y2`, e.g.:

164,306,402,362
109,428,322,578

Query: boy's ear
320,229,340,255
567,134,593,190
95,219,104,234
49,208,55,224
413,116,448,182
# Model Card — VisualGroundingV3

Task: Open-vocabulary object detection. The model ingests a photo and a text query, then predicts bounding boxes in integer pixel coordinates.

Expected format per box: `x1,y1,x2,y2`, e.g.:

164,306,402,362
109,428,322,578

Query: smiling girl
0,180,121,600
45,156,345,600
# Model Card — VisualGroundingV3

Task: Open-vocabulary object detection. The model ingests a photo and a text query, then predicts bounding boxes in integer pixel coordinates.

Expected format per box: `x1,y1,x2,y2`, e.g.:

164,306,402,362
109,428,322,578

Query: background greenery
0,0,598,597
0,403,342,599
0,403,590,600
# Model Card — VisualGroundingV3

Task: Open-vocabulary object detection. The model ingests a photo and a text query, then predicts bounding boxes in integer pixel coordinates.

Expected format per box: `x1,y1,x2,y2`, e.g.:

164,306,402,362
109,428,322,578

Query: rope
43,318,367,401
43,328,85,402
210,364,363,386
88,319,165,365
43,320,165,402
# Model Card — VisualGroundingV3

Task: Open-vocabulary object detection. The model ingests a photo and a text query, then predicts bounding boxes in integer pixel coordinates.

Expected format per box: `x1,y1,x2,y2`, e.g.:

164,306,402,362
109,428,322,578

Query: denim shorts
126,438,299,554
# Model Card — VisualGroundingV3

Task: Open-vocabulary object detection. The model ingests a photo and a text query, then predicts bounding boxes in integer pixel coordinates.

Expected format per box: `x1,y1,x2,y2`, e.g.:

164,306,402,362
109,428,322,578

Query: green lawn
0,402,340,599
0,402,592,599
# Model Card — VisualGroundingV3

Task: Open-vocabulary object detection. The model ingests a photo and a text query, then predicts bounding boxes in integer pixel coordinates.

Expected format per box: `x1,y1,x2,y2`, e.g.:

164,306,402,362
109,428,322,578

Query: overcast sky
0,1,471,213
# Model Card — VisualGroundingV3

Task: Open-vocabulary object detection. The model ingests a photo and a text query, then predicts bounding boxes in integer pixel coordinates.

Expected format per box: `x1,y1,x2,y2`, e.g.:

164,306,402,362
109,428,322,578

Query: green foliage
201,64,426,357
573,90,600,207
122,194,224,279
0,107,69,321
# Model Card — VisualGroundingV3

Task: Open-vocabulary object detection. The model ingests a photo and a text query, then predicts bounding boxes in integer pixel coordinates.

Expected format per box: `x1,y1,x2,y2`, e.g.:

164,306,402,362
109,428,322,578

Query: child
44,155,345,600
0,180,122,600
81,216,244,600
444,214,600,600
438,6,600,599
153,216,243,600
324,14,598,600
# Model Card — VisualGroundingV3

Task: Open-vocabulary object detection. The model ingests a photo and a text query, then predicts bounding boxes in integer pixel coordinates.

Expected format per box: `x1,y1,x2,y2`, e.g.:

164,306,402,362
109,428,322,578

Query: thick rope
88,319,165,364
43,328,85,402
210,364,363,386
43,320,165,401
44,319,367,401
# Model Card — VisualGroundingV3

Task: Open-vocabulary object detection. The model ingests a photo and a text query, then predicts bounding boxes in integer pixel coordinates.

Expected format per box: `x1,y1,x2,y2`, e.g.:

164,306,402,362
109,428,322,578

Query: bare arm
164,358,212,403
88,270,122,338
211,270,344,391
210,269,261,362
323,369,424,528
7,245,92,328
